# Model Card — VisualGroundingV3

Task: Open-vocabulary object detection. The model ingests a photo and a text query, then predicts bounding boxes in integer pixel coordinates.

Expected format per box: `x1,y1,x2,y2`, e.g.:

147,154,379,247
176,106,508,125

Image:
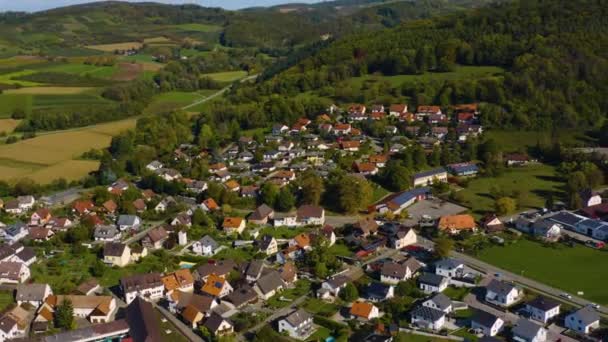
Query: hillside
236,0,608,130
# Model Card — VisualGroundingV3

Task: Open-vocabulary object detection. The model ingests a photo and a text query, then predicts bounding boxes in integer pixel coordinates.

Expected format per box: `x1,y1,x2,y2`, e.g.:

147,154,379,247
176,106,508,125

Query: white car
560,293,572,300
590,303,600,310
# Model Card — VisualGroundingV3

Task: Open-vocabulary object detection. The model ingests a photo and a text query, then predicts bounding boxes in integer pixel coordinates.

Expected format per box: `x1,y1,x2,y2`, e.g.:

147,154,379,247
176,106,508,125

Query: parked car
560,293,572,299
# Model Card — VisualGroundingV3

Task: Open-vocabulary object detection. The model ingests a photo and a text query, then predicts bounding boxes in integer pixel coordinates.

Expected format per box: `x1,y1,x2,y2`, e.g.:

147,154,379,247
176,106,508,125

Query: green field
0,92,109,118
0,70,43,86
478,239,608,304
0,94,32,117
173,23,222,32
0,291,14,312
486,130,596,152
43,63,118,79
458,164,563,216
144,91,207,114
202,70,248,82
348,66,505,87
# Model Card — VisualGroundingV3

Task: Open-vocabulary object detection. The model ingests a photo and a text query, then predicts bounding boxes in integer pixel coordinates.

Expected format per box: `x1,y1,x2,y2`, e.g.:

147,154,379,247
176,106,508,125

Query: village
0,102,606,342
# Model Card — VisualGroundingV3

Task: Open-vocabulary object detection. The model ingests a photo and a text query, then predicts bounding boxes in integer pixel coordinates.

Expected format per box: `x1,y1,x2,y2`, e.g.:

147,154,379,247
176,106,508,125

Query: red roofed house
223,217,246,235
389,104,408,117
30,208,52,226
353,162,378,176
340,141,360,152
72,200,94,216
201,198,219,212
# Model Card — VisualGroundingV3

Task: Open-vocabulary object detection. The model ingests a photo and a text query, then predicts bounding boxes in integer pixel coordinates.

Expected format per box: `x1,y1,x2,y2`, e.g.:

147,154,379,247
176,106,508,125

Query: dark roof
121,273,162,292
548,211,584,228
195,260,236,279
284,309,312,327
125,297,162,342
435,258,463,270
418,273,447,287
411,305,445,321
225,285,257,307
256,270,284,294
365,282,393,300
203,312,232,332
250,204,274,221
380,262,408,279
427,293,452,311
569,306,600,325
199,235,218,249
297,205,324,219
384,187,430,207
242,260,265,278
16,283,49,302
526,296,560,312
413,167,447,179
472,309,501,328
486,279,518,296
103,242,127,257
15,247,36,263
512,318,543,340
326,275,350,288
402,257,422,274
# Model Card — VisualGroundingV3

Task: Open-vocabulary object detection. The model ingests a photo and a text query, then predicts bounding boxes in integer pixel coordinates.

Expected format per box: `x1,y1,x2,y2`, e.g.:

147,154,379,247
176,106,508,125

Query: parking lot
404,198,468,226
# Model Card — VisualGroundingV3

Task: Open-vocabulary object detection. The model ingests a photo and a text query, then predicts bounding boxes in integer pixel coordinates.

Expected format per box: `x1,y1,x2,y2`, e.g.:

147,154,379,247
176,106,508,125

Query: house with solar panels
412,168,448,187
369,188,431,215
546,211,608,241
447,163,479,177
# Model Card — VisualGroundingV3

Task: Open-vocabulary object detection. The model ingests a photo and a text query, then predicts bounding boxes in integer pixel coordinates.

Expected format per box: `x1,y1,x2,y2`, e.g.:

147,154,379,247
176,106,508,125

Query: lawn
0,94,32,118
267,279,312,309
486,130,595,152
4,87,94,95
0,291,14,312
42,63,118,79
173,23,222,32
302,298,340,316
144,91,205,114
457,164,563,216
307,326,332,341
0,70,43,86
477,238,608,304
348,66,505,87
0,119,135,183
442,286,471,301
86,41,144,52
202,70,248,82
394,332,452,342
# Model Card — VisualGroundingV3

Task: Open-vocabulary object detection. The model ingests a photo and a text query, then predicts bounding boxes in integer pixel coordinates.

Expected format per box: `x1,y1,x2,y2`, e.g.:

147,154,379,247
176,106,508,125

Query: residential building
389,228,417,249
434,259,465,278
225,285,258,308
0,262,29,284
94,225,121,242
203,312,234,336
37,295,116,324
485,279,523,307
162,269,195,295
297,205,325,225
279,309,315,339
565,306,600,335
471,310,504,337
192,235,220,256
410,305,446,331
418,273,448,294
121,273,164,304
15,283,52,307
317,275,350,300
143,226,168,249
412,168,448,187
512,318,546,342
201,274,233,298
103,242,131,267
249,204,274,225
254,270,285,300
437,215,477,235
422,293,453,314
380,259,420,284
255,235,278,256
125,297,162,342
350,301,379,320
525,296,560,324
223,217,246,234
365,282,394,302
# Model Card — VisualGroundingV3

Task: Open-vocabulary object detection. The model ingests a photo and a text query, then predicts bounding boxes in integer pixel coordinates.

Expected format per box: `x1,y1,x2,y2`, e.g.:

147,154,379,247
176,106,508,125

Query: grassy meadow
86,41,144,52
202,70,248,82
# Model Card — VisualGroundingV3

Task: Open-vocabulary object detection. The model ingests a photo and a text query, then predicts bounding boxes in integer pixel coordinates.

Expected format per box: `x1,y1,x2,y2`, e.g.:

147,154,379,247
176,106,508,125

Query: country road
182,74,258,110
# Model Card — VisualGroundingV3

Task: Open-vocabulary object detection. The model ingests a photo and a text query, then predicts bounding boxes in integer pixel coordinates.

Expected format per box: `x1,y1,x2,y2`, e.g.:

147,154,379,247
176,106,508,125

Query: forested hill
251,0,608,130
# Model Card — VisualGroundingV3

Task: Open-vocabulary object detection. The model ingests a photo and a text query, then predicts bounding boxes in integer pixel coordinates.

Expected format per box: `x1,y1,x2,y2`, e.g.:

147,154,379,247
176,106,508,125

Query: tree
494,197,517,215
275,188,295,211
260,183,279,207
55,299,75,330
314,262,329,279
90,260,106,277
434,236,454,259
340,283,359,302
329,174,373,214
299,171,324,205
381,161,411,191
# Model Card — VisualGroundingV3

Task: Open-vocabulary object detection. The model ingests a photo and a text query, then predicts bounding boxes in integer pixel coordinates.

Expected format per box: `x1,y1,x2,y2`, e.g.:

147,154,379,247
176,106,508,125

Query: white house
191,235,220,256
317,275,350,300
565,306,600,335
422,293,453,314
296,205,325,226
410,305,446,331
380,259,420,284
117,215,141,231
485,279,523,307
512,318,547,342
412,168,448,187
0,262,29,284
121,273,164,304
471,310,504,337
418,273,448,294
146,161,163,171
389,228,417,249
278,309,315,340
15,283,52,307
435,259,464,278
525,296,560,324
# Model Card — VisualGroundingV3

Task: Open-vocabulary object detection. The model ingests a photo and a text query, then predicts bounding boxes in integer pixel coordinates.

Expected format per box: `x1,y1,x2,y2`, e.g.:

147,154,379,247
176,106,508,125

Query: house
4,222,28,244
171,212,192,227
15,283,52,307
354,162,379,176
350,301,379,320
317,275,350,300
412,168,448,187
254,270,285,300
418,273,448,294
241,260,265,283
485,279,523,307
121,272,164,304
125,297,162,342
297,205,325,225
154,196,176,213
0,262,29,284
389,104,408,117
435,259,465,278
203,312,234,336
417,105,442,117
369,155,389,168
103,242,131,267
225,285,258,308
181,304,204,328
353,217,379,237
102,200,118,215
279,262,298,285
37,295,116,324
437,215,477,235
76,279,101,296
72,199,94,216
579,189,602,208
240,185,259,198
289,233,312,251
256,235,278,256
410,305,446,331
481,214,505,233
30,208,52,226
471,310,504,337
17,196,35,211
117,215,141,231
0,306,30,340
365,282,394,302
192,235,220,256
525,296,560,324
142,226,168,250
201,274,233,298
370,188,430,215
162,269,195,294
223,217,246,234
505,153,532,166
279,309,315,339
28,227,54,241
447,163,479,177
132,198,147,212
333,123,352,135
422,293,453,313
201,198,219,212
380,260,420,284
340,140,360,152
194,260,237,281
565,306,600,335
389,228,417,249
94,225,121,242
156,168,182,181
512,318,547,342
3,200,21,215
146,160,163,171
273,124,289,135
320,225,336,246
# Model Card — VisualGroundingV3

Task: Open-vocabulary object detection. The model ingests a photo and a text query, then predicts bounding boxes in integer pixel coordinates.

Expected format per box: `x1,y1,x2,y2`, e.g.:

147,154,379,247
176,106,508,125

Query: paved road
182,74,258,110
123,220,164,245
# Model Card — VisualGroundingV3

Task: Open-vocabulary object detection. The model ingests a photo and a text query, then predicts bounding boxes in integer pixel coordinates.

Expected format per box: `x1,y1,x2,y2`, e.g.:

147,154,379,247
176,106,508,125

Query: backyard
477,238,608,305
